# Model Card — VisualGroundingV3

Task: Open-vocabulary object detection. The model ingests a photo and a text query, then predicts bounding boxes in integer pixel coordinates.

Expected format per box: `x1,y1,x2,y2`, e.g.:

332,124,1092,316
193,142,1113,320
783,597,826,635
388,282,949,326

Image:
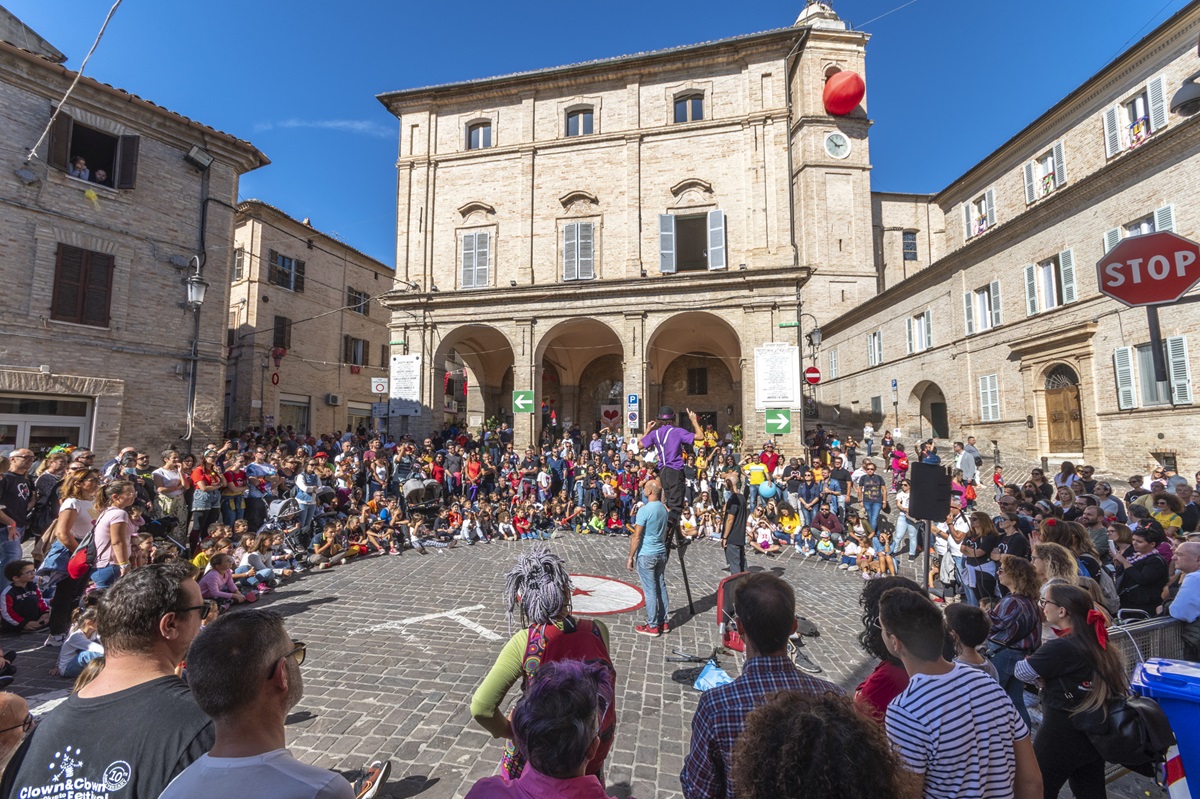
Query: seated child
797,526,816,557
816,530,837,561
606,510,625,536
198,553,252,611
192,538,217,572
0,560,49,634
55,608,103,678
749,519,781,556
496,512,517,542
309,523,348,569
945,603,1000,682
874,531,897,576
839,536,861,571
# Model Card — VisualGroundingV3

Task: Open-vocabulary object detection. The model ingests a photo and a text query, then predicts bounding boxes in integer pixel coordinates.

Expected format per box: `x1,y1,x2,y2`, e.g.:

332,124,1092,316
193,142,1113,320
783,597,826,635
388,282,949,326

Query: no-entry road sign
804,366,821,385
765,409,792,434
512,390,534,413
1097,231,1200,308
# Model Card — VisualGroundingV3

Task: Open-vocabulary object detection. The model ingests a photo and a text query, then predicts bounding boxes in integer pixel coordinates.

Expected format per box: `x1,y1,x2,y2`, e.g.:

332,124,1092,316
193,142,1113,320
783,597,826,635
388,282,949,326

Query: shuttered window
1104,75,1167,158
964,189,996,239
867,331,883,367
46,111,139,188
563,222,595,281
1025,251,1076,315
978,374,1000,422
460,231,491,289
964,281,1002,335
272,316,292,349
657,212,725,272
267,250,305,292
343,336,367,366
51,244,114,327
347,287,370,315
1114,337,1191,410
829,349,839,379
906,309,932,354
1024,144,1066,203
232,248,245,282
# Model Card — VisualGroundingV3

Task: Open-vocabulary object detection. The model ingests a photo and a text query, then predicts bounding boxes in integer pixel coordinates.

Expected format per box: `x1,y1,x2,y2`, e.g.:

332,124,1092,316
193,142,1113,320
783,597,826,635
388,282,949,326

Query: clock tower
789,3,875,325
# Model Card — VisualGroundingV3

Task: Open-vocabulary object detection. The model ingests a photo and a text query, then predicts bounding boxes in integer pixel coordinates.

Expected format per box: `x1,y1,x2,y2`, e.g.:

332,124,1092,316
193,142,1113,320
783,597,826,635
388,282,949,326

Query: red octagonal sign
1096,231,1200,308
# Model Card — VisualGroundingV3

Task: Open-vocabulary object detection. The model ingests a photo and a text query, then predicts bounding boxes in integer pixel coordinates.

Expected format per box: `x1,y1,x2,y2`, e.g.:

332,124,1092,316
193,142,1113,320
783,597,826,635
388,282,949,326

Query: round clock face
825,132,851,159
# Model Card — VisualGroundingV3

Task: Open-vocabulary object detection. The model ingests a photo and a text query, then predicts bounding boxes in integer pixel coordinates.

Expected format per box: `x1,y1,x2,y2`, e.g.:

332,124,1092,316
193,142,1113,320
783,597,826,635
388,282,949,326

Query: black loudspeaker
908,462,952,520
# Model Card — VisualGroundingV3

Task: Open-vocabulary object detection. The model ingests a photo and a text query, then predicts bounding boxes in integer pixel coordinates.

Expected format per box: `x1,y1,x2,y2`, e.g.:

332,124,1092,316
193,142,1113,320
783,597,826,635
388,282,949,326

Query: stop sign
804,366,821,385
1096,231,1200,308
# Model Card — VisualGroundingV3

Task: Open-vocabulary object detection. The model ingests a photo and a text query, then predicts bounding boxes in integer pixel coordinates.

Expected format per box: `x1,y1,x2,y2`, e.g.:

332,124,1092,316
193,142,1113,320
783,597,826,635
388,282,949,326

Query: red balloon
823,71,865,116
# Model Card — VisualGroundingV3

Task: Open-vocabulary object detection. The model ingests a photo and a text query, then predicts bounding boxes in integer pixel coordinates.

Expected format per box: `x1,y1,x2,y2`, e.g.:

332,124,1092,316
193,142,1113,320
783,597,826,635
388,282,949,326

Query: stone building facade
815,3,1200,474
226,201,395,436
0,28,265,457
378,4,875,448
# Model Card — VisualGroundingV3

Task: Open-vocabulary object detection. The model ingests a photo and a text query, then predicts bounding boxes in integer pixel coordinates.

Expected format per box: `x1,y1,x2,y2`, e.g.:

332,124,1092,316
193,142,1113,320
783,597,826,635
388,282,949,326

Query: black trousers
48,574,88,636
660,466,685,537
1034,705,1107,799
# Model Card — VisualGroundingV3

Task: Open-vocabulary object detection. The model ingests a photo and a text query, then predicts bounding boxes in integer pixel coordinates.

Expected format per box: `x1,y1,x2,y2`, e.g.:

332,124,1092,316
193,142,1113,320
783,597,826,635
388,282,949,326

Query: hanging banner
599,405,621,432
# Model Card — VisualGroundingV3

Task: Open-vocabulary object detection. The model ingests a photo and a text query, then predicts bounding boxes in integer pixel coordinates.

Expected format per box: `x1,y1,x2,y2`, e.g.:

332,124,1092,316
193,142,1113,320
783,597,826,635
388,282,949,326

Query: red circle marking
271,372,280,386
804,366,821,385
568,573,645,616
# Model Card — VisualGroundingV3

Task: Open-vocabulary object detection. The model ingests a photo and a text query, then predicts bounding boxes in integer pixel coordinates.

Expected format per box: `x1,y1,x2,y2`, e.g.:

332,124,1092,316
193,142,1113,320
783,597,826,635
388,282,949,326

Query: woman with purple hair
466,660,618,798
470,547,616,781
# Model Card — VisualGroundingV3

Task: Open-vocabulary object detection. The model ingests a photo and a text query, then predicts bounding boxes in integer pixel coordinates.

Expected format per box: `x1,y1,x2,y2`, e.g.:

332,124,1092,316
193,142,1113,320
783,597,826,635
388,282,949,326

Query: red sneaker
660,622,671,634
634,623,661,637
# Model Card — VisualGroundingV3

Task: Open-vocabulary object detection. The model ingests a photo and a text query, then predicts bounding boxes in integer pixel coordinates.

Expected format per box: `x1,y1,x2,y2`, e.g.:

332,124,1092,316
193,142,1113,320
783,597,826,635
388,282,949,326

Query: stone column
512,319,536,449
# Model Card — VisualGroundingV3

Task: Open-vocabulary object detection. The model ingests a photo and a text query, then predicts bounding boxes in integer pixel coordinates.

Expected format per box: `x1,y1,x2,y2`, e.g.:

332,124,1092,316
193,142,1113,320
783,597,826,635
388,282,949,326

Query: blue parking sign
627,393,639,405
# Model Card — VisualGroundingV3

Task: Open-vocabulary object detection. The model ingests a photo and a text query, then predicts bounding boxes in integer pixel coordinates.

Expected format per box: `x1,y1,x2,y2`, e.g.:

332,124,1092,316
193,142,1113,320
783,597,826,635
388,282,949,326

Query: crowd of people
0,410,1195,798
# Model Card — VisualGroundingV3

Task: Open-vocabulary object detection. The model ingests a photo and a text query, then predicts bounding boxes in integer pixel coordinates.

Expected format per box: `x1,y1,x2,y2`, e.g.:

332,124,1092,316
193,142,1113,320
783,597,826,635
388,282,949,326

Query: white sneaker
837,563,849,570
44,633,67,647
848,565,860,572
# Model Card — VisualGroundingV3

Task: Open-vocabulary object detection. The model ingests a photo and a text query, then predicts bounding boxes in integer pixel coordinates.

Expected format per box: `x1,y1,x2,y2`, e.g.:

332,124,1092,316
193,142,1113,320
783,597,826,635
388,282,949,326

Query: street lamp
183,256,208,445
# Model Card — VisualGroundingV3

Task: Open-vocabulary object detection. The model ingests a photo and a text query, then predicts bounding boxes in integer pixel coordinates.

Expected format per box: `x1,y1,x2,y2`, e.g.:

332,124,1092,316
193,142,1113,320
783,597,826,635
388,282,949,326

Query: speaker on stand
908,463,953,590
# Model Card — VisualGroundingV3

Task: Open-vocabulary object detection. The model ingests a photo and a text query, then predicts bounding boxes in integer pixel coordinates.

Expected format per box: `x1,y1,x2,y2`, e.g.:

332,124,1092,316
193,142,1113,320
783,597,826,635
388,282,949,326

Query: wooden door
1045,386,1084,452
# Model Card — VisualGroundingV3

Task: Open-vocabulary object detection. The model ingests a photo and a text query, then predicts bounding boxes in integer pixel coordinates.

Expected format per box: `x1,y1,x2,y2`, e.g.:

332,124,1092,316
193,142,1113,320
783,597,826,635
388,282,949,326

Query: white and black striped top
885,662,1029,799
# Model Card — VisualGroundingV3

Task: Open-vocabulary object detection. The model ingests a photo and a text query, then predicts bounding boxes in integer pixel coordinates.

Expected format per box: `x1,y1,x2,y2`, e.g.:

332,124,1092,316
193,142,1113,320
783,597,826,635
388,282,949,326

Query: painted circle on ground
568,574,645,616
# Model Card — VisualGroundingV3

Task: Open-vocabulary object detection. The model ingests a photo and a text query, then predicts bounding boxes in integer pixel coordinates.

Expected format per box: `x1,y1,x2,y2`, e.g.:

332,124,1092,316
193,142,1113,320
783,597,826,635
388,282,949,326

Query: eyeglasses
284,642,306,667
1037,599,1059,609
0,713,34,735
174,601,217,620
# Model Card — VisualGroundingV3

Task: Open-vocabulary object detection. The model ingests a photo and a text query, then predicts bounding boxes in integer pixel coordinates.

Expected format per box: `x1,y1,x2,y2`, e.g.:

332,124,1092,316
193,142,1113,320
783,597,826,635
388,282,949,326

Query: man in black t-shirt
4,564,214,798
825,457,853,520
721,475,748,575
0,450,35,589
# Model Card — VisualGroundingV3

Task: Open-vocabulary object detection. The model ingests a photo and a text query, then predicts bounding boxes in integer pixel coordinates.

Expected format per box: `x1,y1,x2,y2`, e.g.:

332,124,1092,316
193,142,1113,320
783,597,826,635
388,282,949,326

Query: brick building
226,201,394,436
377,3,874,448
815,2,1200,474
0,21,265,457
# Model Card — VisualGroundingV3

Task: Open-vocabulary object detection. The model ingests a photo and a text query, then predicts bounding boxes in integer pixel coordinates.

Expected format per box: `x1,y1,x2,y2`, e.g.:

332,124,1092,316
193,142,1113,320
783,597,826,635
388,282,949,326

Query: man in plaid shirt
681,573,842,798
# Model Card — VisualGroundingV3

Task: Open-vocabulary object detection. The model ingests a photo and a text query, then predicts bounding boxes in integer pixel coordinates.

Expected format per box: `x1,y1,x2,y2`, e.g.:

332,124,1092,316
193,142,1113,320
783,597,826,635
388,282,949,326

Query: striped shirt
885,662,1029,799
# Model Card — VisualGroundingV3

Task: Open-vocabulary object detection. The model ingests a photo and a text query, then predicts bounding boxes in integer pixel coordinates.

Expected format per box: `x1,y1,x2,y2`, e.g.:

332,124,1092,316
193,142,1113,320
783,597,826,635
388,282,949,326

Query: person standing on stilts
641,406,704,615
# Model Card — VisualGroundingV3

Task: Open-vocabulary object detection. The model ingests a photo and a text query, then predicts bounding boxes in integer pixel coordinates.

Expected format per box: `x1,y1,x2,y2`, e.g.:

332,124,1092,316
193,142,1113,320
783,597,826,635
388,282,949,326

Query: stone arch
534,318,624,433
646,311,742,433
908,380,949,440
432,324,516,427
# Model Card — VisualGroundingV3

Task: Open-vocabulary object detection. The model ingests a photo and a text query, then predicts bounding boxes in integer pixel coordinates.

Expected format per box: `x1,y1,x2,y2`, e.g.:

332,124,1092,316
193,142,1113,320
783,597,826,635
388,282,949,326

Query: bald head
644,480,662,501
0,693,29,769
1174,542,1200,575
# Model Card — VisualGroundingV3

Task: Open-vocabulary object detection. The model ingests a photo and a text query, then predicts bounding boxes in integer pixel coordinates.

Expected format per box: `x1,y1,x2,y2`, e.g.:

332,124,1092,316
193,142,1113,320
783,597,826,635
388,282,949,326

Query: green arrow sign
512,390,535,413
765,408,791,434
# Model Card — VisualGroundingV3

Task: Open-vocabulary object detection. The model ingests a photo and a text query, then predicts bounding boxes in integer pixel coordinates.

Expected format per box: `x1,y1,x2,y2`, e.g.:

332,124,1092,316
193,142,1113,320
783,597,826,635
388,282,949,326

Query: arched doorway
910,381,949,439
535,319,624,436
646,312,742,436
433,325,516,430
1044,364,1084,452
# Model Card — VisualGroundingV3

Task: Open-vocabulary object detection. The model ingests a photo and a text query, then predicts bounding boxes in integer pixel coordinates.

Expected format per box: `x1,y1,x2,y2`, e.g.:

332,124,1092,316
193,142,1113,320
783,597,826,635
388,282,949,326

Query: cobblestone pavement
9,534,1163,798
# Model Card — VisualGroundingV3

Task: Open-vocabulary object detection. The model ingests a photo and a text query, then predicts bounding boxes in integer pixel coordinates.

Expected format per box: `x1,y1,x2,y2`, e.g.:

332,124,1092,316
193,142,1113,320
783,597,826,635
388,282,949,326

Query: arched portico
646,312,742,438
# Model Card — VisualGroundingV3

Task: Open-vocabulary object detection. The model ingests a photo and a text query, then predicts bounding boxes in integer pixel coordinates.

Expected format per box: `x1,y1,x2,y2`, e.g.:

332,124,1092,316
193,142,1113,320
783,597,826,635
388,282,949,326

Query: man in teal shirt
628,480,669,636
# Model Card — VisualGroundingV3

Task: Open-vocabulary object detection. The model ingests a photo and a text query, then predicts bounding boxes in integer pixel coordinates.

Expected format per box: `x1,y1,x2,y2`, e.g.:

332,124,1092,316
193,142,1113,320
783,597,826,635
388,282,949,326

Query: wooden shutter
293,260,305,292
563,223,578,281
1103,106,1121,157
1023,162,1036,205
80,252,114,327
1104,228,1122,254
905,317,914,354
578,222,594,279
116,135,140,189
659,214,676,273
1113,347,1136,410
51,244,85,323
1147,75,1168,132
1059,249,1077,304
984,188,996,228
963,291,975,336
1153,205,1175,233
48,112,73,171
1023,264,1039,316
979,375,999,422
362,291,369,317
962,204,972,241
267,250,281,286
1166,336,1192,405
990,280,1002,326
829,349,838,379
474,231,490,286
461,234,476,288
867,334,875,366
706,209,726,270
363,340,369,367
343,335,352,364
1052,141,1066,186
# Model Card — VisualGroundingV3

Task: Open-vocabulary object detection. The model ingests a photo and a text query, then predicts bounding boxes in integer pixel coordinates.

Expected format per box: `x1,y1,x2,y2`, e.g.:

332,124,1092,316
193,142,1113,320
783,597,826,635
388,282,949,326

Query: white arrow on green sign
512,390,535,413
765,409,791,434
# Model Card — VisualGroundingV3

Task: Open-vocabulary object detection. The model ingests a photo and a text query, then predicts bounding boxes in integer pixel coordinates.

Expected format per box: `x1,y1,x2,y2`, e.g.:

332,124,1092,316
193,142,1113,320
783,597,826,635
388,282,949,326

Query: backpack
1070,695,1175,766
973,454,984,467
895,454,909,471
28,479,62,539
1079,554,1120,615
67,527,99,579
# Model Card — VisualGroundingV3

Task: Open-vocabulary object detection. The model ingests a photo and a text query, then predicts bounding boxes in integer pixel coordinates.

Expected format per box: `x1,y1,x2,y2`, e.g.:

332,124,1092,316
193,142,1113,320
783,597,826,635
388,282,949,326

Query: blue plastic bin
1131,658,1200,780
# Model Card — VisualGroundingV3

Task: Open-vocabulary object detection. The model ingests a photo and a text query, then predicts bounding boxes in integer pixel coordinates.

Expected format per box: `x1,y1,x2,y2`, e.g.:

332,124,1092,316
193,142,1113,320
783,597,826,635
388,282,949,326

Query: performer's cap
656,405,675,421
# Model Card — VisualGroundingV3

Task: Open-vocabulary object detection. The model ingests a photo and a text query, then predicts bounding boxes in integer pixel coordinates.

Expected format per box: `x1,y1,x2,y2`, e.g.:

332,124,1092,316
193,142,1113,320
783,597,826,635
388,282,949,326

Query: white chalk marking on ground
26,689,70,717
347,604,500,640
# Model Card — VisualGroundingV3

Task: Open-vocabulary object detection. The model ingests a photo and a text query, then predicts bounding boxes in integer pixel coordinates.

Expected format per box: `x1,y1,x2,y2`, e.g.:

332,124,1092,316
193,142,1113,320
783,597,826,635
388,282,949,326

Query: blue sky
8,0,1194,266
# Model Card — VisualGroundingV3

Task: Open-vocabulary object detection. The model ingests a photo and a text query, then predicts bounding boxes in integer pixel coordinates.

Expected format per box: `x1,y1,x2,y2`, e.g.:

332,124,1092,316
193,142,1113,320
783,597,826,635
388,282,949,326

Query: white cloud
254,119,392,138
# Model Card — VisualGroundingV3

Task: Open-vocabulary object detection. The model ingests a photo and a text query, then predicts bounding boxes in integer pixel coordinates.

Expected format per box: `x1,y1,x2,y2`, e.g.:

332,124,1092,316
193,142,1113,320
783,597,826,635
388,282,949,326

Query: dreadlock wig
504,546,572,632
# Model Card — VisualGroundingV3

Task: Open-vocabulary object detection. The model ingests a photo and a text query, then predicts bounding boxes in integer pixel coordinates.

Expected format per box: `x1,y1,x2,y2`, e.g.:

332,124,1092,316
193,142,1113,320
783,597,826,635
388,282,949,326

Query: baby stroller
403,476,443,515
716,571,824,674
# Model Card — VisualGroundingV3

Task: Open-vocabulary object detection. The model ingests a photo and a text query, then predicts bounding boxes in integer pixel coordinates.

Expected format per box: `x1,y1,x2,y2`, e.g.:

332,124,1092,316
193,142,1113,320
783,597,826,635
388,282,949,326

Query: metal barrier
1108,616,1189,678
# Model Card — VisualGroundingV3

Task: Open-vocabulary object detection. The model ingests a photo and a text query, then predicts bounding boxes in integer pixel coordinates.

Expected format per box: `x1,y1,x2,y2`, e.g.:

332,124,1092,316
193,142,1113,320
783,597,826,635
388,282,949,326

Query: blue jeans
61,649,103,678
826,495,841,518
636,553,669,627
91,564,121,590
748,484,761,509
0,536,22,589
235,565,274,586
893,513,916,555
298,504,316,534
988,645,1032,729
220,496,245,527
863,500,882,532
799,506,816,526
